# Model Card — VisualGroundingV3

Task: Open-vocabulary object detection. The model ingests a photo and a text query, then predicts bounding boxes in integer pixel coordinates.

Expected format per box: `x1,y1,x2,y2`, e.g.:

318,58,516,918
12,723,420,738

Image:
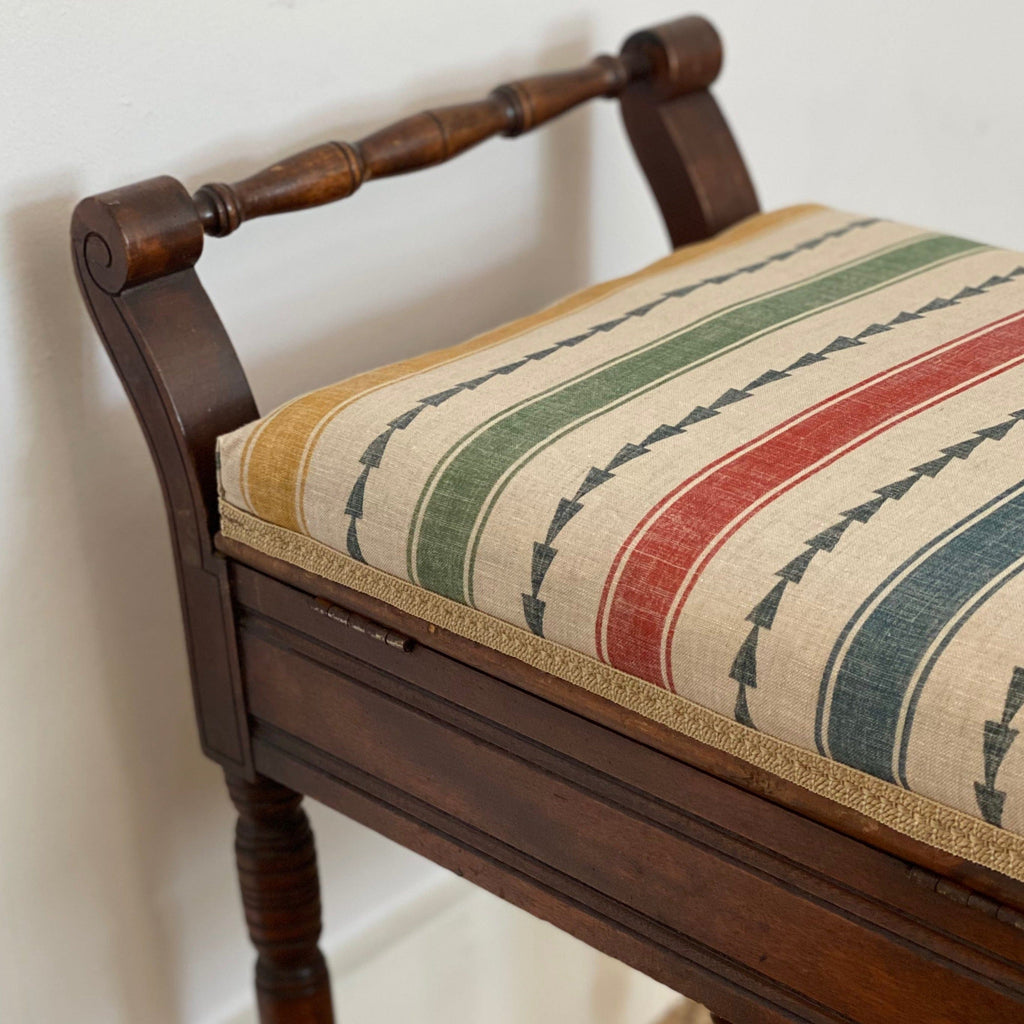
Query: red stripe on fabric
596,311,1024,690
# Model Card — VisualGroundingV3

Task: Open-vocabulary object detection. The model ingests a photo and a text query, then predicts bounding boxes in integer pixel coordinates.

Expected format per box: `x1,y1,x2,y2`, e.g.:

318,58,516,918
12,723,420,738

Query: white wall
2,2,1022,1022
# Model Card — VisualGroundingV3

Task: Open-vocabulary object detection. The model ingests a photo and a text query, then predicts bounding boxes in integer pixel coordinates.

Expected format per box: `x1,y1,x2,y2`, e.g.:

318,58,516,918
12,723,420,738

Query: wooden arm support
192,15,731,237
69,12,757,777
74,15,755,288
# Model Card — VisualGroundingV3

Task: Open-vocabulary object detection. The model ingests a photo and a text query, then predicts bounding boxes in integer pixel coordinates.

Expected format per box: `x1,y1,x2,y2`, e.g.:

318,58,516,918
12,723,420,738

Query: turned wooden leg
226,772,335,1024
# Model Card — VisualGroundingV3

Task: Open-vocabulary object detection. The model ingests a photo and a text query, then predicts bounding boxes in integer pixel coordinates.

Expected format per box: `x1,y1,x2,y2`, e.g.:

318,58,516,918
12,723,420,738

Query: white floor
221,872,710,1024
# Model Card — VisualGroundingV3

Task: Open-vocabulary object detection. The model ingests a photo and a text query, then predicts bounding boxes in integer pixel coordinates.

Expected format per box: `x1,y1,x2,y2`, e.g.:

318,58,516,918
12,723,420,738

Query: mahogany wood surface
218,536,1024,919
191,15,740,242
72,183,255,771
227,774,334,1023
620,22,757,246
233,556,1024,1023
70,11,1020,1024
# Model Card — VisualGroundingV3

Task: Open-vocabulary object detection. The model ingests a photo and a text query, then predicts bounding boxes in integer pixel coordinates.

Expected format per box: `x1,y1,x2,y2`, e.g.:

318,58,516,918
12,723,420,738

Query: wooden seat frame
71,15,1024,1023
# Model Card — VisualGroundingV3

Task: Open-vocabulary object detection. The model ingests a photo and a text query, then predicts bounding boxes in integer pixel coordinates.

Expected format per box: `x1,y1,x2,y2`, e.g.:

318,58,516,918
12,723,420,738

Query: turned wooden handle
193,15,722,237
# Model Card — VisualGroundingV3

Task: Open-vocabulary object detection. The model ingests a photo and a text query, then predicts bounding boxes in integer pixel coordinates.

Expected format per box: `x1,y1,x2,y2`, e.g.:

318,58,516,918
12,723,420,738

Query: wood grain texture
71,178,255,771
219,536,1024,919
192,55,638,236
70,12,1024,1024
227,773,334,1024
620,19,758,246
233,562,1024,1023
191,15,742,240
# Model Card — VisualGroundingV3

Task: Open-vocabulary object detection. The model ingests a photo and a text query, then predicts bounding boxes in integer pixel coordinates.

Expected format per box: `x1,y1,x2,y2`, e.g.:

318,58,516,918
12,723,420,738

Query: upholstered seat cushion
218,205,1024,878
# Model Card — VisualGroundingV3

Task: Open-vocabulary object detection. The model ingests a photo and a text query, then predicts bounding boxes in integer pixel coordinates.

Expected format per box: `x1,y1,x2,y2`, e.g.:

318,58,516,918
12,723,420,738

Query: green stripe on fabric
465,244,986,611
407,232,918,591
407,231,910,588
411,233,984,604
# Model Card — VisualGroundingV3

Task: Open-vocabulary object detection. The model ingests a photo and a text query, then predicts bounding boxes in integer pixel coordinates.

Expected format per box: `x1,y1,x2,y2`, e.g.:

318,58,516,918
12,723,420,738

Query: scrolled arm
621,15,723,101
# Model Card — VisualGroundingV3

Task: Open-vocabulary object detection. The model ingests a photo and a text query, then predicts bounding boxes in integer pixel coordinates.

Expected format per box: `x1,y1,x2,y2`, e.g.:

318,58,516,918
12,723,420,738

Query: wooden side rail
70,12,757,777
193,15,731,237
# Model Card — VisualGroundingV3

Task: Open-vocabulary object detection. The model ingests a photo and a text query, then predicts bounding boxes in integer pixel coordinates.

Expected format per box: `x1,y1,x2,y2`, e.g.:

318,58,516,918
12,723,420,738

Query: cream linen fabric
218,205,1024,879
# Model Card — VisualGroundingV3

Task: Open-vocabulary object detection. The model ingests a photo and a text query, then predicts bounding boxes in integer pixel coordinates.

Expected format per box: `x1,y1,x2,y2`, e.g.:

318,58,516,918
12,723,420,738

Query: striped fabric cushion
218,205,1024,879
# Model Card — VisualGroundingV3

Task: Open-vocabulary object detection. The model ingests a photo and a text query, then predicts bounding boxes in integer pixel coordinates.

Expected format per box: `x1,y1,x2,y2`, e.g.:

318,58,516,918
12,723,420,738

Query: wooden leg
710,1015,735,1023
226,772,335,1024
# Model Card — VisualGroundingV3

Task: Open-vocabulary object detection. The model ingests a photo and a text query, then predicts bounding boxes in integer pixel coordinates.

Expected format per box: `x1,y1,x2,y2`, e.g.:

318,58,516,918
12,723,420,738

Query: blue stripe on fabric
817,480,1024,782
896,557,1024,786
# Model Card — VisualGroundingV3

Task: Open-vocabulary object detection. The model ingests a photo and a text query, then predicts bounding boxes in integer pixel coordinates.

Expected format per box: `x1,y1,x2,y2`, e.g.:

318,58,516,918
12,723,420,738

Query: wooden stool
73,14,1024,1024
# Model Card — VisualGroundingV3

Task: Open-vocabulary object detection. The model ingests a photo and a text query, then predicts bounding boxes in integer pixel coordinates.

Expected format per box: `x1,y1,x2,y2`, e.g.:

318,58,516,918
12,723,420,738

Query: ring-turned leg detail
226,772,335,1024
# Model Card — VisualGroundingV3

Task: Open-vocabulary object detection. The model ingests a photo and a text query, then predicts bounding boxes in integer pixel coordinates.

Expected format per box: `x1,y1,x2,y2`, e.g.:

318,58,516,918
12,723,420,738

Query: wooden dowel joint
188,17,724,239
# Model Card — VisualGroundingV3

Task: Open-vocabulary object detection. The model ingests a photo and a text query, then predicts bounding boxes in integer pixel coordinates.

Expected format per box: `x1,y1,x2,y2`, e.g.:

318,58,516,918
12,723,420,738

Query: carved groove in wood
227,773,334,1024
191,16,730,238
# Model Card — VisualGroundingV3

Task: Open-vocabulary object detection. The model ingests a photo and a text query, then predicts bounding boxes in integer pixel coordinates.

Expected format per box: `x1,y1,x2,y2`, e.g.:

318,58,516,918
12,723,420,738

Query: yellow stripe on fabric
241,204,824,532
218,499,1024,883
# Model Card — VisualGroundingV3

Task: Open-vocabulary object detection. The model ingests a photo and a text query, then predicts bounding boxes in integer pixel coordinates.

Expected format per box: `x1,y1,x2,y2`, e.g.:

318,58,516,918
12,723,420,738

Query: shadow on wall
5,182,191,1021
199,20,601,414
0,17,664,1024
